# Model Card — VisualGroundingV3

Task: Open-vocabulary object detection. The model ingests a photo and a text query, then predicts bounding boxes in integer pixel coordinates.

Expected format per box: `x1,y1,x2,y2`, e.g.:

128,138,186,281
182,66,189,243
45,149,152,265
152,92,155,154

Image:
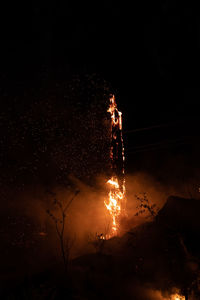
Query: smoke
2,167,199,274
46,171,176,255
52,176,111,256
1,170,189,259
0,175,112,258
125,170,200,222
1,170,198,300
2,168,194,238
125,283,184,300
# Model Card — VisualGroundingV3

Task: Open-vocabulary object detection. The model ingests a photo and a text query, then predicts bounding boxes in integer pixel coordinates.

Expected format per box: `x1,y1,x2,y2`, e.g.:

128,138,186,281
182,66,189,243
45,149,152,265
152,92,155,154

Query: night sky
1,1,200,189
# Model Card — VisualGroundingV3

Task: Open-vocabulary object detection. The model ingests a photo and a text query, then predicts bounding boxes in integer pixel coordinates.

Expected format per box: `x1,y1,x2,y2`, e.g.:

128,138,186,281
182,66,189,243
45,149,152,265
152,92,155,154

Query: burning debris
170,294,185,300
104,95,126,236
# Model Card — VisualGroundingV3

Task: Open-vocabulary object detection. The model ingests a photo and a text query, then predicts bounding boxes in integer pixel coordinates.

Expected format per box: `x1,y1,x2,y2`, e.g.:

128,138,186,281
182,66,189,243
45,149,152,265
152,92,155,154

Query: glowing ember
105,95,126,236
170,294,185,300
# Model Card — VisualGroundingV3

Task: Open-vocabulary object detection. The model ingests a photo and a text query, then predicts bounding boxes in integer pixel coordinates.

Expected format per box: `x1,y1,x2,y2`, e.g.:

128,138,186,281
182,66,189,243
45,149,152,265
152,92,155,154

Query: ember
104,95,126,236
170,294,185,300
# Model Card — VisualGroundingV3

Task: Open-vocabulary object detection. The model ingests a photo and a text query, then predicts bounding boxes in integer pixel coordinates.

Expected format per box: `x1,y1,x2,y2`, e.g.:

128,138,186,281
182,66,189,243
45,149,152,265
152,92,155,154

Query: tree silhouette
46,189,79,272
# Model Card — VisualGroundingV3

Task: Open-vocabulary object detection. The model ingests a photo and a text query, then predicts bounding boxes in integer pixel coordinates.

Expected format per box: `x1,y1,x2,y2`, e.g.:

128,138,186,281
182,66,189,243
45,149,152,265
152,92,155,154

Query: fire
105,95,126,236
170,294,185,300
105,177,123,233
107,178,119,188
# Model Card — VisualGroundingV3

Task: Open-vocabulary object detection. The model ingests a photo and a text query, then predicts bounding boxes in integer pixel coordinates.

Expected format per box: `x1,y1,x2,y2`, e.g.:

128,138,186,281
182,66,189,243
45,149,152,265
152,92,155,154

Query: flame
105,177,123,233
170,294,185,300
107,178,119,188
105,95,126,237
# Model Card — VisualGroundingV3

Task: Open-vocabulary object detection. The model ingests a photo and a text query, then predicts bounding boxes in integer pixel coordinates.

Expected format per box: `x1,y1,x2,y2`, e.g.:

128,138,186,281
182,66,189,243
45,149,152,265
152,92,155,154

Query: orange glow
105,95,126,237
105,177,123,233
170,294,185,300
107,178,119,188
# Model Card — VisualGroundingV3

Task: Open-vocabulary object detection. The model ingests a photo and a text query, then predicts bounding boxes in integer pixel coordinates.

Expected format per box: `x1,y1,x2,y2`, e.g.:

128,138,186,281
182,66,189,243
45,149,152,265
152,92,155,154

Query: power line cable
123,119,189,134
126,137,197,154
126,136,195,151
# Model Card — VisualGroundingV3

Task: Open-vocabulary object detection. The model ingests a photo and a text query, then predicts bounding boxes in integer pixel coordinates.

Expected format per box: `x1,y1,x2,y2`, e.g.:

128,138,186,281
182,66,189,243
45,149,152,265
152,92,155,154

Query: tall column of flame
104,95,126,236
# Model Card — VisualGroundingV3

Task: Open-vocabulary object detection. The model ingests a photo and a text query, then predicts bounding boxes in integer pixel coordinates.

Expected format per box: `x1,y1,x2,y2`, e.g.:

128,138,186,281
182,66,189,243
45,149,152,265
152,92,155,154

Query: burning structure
104,95,126,236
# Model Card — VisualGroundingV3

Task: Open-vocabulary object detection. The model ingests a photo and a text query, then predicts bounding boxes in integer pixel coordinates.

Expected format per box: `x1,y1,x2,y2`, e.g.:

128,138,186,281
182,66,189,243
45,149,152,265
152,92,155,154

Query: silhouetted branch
46,189,80,272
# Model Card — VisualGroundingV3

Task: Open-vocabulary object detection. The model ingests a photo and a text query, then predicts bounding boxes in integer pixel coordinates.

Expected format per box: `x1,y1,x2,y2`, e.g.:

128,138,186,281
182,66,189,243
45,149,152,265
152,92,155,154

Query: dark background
1,0,200,186
1,3,200,298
